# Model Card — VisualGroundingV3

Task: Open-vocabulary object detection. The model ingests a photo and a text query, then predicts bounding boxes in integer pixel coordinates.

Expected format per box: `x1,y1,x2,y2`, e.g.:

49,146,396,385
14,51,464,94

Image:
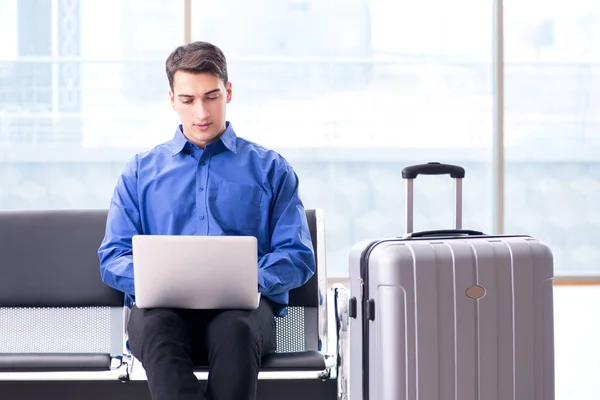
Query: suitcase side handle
401,162,465,179
403,229,485,239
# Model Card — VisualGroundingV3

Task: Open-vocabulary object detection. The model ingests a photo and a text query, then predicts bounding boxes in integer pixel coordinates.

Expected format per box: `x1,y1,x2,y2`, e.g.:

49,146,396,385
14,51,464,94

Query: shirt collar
170,122,238,156
170,126,189,156
218,122,238,154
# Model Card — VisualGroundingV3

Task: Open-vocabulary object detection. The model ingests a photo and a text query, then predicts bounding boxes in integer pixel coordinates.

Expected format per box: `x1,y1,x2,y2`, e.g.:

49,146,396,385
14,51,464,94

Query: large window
0,0,182,208
504,0,600,276
192,0,494,275
503,3,600,396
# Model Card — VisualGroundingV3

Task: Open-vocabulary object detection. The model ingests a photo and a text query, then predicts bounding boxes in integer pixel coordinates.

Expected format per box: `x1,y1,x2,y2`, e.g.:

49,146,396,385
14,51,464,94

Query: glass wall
0,0,496,277
503,2,600,397
192,0,494,276
504,0,600,276
0,0,182,208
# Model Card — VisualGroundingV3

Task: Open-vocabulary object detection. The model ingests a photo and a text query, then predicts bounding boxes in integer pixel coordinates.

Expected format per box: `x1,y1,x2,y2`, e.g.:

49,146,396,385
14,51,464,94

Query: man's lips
194,123,212,132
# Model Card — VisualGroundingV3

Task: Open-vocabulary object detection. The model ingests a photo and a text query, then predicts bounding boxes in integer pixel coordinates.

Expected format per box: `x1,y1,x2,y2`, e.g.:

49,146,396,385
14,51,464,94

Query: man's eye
206,96,218,101
182,100,193,104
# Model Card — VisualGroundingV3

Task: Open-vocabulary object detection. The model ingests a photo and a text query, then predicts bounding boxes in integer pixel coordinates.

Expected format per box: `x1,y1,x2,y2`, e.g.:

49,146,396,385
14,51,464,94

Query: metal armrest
123,306,130,337
331,284,349,400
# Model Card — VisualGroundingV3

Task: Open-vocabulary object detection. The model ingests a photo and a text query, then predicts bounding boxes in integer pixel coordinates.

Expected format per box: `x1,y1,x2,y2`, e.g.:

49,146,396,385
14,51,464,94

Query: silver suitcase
346,162,555,400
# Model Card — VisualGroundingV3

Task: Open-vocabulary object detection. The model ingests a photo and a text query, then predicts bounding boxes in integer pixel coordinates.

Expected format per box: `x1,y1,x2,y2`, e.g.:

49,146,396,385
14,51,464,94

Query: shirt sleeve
97,156,142,296
258,162,316,296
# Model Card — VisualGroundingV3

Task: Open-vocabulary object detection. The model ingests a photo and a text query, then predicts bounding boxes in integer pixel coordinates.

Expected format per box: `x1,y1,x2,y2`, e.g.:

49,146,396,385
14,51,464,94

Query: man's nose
195,103,210,119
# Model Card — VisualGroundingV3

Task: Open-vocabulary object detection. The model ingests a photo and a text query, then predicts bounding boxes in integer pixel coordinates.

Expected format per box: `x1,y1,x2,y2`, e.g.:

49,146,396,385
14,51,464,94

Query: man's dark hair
165,41,228,90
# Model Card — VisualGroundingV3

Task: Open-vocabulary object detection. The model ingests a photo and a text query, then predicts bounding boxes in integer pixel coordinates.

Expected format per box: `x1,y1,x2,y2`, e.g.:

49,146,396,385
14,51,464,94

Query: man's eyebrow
177,89,221,98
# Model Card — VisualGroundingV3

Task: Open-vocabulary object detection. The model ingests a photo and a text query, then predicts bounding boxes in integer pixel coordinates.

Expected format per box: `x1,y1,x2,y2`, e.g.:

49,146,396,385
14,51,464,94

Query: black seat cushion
193,351,326,372
261,351,326,371
0,209,123,308
0,353,113,372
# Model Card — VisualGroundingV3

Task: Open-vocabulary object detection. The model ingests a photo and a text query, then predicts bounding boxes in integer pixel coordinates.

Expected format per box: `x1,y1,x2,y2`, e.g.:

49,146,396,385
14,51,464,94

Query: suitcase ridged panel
350,236,554,400
371,243,419,400
538,242,554,400
491,240,519,400
469,240,502,400
369,241,480,400
413,243,441,400
509,239,553,400
450,242,478,400
377,286,406,399
511,239,537,399
433,243,460,400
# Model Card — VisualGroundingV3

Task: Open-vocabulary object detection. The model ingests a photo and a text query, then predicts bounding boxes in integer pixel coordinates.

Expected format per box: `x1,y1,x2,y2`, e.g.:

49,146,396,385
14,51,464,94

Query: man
98,41,316,400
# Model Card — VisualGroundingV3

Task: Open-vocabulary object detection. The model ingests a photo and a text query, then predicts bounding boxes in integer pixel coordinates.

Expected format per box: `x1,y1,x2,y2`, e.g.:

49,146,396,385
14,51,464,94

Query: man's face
169,71,232,148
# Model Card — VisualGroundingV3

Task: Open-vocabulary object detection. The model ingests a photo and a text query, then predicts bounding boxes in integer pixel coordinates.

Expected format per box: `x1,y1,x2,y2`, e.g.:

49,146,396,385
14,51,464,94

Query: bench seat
0,354,114,372
191,350,327,373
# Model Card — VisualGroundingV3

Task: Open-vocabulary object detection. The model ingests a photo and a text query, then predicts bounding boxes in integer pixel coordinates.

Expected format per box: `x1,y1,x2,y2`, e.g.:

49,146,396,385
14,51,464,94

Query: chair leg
119,308,133,383
318,354,336,380
118,353,134,382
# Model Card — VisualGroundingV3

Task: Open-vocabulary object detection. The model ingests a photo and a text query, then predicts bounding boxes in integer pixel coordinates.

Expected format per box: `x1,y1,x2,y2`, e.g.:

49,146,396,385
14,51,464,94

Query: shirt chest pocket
209,181,265,233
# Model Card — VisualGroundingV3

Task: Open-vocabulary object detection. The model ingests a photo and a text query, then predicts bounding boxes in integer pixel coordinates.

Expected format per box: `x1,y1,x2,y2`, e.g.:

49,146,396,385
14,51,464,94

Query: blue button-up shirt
98,122,315,317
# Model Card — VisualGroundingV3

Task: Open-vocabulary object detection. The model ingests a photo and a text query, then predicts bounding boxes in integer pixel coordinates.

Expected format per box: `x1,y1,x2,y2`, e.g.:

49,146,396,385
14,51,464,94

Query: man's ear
226,82,232,103
169,90,176,110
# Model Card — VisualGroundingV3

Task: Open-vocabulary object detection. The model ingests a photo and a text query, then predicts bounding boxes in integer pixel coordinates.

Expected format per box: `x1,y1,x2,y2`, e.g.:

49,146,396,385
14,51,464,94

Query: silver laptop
132,235,260,310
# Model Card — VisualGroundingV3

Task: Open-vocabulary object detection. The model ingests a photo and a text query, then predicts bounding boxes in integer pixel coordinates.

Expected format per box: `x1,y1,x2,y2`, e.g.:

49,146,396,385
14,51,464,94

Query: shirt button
199,215,205,220
198,187,204,192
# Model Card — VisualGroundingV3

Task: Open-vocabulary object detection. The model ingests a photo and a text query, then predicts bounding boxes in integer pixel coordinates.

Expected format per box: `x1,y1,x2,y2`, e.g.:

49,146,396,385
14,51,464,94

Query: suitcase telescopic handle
401,162,465,179
401,162,465,234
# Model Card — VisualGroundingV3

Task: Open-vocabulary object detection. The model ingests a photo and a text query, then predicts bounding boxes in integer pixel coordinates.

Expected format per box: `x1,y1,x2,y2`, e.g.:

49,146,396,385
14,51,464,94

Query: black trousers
127,297,277,400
